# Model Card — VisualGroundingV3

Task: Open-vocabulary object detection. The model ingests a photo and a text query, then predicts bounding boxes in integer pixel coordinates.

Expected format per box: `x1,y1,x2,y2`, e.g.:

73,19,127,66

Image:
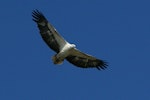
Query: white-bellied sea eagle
32,10,108,70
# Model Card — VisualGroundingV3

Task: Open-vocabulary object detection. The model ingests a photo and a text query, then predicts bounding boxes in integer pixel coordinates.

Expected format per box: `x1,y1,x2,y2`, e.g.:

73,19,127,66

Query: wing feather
32,10,67,53
66,48,108,70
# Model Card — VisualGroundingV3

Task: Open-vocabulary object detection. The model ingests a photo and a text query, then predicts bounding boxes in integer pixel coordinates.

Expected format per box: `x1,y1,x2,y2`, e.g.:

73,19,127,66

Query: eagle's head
71,44,76,48
52,55,64,65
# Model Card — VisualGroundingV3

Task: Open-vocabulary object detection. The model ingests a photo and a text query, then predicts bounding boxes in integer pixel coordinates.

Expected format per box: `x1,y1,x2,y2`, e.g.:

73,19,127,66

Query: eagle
32,10,108,70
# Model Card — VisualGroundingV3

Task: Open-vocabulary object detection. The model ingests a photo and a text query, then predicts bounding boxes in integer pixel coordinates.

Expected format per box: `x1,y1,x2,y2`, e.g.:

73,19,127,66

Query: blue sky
0,0,150,100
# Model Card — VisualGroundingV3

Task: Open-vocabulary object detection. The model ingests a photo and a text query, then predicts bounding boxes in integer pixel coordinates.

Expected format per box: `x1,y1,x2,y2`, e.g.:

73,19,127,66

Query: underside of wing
32,10,67,53
66,48,108,70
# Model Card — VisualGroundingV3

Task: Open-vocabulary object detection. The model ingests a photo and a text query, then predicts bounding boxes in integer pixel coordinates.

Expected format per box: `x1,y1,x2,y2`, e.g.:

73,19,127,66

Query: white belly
58,43,75,59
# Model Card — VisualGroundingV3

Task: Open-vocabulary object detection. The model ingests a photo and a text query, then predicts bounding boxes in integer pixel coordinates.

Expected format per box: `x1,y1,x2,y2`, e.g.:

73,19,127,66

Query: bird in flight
32,10,108,70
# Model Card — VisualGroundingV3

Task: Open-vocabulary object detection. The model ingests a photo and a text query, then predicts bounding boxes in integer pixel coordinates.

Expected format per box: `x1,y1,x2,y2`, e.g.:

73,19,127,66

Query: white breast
60,43,73,52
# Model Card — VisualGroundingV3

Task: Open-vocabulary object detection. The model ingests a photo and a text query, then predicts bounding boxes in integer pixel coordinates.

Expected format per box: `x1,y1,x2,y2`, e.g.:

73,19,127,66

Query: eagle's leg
52,54,64,65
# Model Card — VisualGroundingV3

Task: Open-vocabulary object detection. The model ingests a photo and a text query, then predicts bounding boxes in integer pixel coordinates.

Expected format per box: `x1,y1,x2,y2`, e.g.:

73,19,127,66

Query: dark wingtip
32,9,46,22
96,67,101,70
97,61,108,70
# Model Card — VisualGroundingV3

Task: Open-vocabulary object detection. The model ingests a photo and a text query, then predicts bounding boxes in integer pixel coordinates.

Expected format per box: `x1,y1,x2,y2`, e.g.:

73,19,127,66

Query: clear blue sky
0,0,150,100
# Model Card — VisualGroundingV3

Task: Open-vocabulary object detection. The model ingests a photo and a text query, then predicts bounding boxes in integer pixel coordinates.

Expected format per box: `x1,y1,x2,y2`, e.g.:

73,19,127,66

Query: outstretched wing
32,10,67,53
66,48,108,70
